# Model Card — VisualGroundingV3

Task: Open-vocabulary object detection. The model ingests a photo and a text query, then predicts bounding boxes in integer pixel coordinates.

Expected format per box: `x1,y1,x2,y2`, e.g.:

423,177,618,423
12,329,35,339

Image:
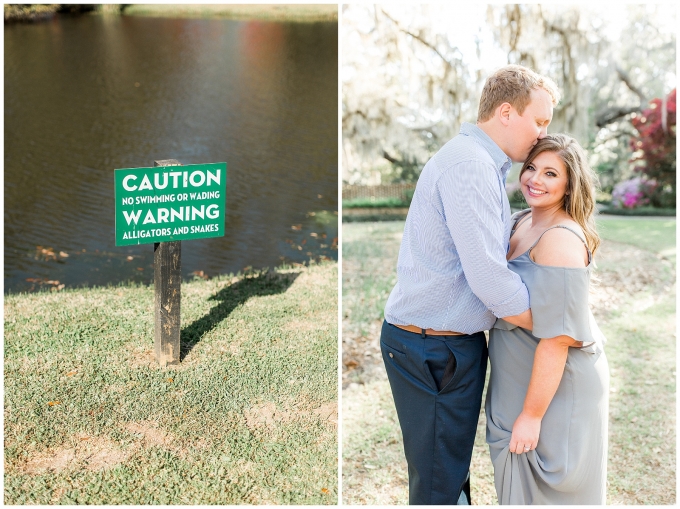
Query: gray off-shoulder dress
485,213,609,505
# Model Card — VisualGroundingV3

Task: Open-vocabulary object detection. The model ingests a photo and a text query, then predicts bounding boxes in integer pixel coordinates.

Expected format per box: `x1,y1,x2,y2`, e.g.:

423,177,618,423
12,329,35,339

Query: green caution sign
115,162,227,246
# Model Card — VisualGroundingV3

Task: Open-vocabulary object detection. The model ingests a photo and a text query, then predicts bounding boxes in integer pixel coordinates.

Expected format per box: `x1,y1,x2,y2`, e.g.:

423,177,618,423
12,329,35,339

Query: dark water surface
4,14,338,293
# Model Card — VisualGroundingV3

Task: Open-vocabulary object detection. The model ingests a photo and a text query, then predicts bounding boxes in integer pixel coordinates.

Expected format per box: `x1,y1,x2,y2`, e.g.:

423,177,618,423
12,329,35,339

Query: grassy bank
342,218,675,505
5,4,338,23
4,4,60,22
5,262,337,504
120,4,338,22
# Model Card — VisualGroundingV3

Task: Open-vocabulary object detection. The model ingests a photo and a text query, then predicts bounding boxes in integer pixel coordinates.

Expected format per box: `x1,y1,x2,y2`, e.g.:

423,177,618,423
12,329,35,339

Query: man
380,65,561,505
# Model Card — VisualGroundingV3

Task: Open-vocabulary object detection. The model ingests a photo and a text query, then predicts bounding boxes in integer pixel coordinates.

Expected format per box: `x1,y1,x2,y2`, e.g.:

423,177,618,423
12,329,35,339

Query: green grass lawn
5,262,338,504
342,217,675,505
342,223,401,338
597,216,676,261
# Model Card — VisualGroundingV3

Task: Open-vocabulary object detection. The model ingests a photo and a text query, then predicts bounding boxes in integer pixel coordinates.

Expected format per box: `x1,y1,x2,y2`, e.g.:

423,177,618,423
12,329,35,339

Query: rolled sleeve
439,160,530,318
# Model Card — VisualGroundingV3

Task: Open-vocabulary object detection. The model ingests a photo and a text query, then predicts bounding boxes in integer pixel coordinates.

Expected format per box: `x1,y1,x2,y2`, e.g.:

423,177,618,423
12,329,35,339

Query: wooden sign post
153,159,182,366
114,159,227,367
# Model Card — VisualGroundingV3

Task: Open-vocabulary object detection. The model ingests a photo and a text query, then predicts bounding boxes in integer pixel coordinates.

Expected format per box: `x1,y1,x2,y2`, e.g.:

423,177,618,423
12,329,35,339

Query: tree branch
594,63,649,128
382,150,399,164
342,110,368,122
379,8,455,70
615,64,647,103
595,105,641,128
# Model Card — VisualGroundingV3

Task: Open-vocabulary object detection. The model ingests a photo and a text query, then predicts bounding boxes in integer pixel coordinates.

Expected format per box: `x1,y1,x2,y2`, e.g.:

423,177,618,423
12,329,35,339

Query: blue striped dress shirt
384,122,530,334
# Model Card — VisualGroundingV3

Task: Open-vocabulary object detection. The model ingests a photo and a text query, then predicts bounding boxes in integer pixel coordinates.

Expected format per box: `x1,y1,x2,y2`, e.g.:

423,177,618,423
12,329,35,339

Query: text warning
114,162,227,246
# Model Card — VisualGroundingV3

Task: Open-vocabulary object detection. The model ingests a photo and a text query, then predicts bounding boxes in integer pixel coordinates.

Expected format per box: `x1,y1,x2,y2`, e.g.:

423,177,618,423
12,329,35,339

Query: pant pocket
439,350,458,392
422,338,459,393
381,337,438,394
381,339,406,360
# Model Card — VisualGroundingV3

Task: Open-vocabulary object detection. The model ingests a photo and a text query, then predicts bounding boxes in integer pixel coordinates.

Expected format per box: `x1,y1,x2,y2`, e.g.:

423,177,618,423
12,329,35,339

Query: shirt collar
459,122,513,177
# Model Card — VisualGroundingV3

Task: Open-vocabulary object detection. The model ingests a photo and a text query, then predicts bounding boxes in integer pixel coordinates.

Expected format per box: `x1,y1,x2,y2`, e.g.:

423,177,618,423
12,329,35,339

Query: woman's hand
510,335,574,455
509,411,541,454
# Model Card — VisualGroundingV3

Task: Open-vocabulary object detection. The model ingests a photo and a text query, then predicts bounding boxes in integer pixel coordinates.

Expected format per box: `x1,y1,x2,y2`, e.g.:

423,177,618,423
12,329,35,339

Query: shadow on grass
180,270,300,360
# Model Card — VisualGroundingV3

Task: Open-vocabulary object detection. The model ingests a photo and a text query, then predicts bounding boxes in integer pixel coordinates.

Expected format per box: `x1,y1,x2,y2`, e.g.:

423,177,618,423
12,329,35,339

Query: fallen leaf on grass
66,371,77,377
166,378,174,383
321,488,330,494
48,401,61,406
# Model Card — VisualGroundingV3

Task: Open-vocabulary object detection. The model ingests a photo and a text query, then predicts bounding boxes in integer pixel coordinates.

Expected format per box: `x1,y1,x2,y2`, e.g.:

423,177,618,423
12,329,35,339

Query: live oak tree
342,5,480,184
342,4,676,189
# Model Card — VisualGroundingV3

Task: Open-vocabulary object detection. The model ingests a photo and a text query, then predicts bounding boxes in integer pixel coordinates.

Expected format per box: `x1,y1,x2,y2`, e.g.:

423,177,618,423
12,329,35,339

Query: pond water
4,13,338,293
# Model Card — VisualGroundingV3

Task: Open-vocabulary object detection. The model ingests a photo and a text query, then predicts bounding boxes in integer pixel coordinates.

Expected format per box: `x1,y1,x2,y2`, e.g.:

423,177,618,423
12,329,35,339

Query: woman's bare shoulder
531,222,588,268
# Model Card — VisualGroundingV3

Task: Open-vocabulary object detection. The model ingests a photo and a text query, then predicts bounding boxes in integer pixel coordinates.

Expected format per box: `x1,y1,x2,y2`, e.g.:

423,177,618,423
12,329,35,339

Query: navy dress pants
380,321,488,505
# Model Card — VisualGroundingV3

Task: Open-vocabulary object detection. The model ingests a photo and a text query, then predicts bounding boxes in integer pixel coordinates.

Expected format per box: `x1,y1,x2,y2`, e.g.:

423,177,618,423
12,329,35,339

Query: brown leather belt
394,324,465,336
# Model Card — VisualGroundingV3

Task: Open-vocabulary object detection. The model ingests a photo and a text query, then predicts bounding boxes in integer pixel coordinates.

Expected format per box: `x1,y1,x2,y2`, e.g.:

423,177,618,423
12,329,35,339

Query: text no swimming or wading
114,162,227,246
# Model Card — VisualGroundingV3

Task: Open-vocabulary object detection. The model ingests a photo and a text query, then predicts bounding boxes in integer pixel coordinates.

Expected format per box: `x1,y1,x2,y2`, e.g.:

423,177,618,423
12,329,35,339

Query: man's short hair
477,65,560,123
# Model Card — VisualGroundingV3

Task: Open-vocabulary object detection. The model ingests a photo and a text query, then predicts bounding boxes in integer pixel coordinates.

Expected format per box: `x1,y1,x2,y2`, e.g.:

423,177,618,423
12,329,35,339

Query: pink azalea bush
611,177,658,209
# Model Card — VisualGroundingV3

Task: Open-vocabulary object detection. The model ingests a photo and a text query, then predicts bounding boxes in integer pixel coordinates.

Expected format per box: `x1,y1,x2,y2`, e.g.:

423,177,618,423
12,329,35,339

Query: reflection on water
4,14,338,293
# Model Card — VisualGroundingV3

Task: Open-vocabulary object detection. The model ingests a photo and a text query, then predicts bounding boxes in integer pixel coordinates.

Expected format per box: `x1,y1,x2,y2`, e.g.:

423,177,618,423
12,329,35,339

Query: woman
485,134,609,504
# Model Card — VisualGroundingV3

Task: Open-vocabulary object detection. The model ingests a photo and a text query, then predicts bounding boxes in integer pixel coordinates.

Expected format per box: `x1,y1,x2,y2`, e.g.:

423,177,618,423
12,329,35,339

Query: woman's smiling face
520,151,569,209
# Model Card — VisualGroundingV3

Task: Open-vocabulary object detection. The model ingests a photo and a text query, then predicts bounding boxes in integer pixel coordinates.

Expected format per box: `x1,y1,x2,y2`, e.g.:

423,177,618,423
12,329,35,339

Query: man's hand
509,411,541,454
501,308,533,330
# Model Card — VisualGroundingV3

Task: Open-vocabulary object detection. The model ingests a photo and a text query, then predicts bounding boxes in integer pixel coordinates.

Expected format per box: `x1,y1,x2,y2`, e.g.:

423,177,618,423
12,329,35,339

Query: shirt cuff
488,284,530,318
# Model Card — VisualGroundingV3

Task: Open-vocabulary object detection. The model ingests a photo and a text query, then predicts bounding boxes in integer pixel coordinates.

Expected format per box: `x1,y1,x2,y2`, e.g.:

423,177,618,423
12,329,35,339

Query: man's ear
498,102,512,126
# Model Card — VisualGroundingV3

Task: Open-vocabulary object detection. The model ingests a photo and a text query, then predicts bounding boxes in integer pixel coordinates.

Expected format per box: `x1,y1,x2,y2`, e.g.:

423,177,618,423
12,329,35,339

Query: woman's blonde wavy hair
520,134,601,256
